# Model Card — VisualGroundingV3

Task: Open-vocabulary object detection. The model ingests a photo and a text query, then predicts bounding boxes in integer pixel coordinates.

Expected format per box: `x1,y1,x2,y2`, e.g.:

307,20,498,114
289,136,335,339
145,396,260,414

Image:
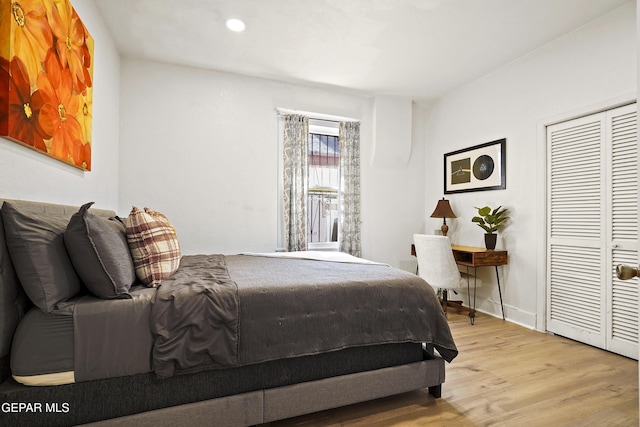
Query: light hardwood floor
271,312,639,426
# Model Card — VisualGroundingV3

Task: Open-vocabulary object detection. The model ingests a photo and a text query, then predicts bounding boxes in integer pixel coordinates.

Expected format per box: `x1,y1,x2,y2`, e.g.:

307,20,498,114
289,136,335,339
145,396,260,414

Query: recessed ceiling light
226,18,246,32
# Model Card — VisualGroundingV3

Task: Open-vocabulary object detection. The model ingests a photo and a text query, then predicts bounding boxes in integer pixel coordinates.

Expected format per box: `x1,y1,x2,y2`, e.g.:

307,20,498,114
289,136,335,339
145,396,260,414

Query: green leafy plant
472,206,509,234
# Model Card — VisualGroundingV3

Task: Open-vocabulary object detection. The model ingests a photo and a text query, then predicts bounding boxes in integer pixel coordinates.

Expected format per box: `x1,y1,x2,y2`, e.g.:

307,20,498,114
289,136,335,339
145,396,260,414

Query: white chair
413,234,480,323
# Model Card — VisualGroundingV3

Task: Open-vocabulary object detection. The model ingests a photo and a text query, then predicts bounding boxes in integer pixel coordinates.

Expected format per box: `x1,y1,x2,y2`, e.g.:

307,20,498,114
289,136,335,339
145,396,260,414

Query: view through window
308,130,340,247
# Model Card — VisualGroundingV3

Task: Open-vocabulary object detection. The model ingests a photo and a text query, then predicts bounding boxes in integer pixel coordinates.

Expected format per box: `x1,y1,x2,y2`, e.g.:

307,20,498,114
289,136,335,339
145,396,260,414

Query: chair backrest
413,234,463,291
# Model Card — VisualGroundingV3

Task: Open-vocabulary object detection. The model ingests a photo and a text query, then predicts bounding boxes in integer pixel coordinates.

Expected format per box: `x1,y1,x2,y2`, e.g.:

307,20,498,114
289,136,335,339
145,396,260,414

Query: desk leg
464,267,477,325
495,266,505,320
472,268,478,325
472,268,478,313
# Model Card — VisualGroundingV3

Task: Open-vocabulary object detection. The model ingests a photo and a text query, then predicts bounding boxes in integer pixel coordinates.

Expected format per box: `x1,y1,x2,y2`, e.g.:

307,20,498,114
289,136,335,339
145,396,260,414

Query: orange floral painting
0,0,94,170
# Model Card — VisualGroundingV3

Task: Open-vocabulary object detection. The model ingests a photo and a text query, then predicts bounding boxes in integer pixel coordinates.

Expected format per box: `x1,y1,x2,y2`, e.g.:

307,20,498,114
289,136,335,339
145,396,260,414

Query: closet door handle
616,264,640,280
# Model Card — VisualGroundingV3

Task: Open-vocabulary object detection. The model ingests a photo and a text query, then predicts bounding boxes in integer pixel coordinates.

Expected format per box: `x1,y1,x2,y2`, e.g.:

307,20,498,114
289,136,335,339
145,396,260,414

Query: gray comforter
73,254,458,382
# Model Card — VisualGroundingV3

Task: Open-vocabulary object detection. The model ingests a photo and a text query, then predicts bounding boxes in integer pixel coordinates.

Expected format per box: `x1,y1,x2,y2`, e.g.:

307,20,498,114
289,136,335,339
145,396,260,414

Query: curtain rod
310,117,339,124
275,107,358,123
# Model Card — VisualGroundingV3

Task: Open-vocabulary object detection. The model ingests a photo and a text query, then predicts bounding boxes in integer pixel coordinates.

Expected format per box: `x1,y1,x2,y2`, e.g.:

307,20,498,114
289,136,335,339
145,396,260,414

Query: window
277,109,360,255
308,122,340,250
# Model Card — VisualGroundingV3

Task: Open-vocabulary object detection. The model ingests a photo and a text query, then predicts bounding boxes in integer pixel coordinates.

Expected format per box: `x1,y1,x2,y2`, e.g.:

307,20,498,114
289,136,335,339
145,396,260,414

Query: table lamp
430,198,456,236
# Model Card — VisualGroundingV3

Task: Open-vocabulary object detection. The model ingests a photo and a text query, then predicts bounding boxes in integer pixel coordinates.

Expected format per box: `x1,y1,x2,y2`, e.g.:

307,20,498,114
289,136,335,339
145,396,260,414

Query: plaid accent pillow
125,206,181,287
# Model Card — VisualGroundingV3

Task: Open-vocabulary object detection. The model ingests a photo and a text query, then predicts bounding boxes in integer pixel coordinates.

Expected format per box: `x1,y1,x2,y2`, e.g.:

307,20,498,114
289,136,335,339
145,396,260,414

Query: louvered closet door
607,104,638,358
547,103,638,359
547,112,607,349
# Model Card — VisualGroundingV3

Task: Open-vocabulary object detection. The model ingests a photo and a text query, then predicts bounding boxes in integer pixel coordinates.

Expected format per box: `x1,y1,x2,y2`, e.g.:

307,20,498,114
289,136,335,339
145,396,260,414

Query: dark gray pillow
64,202,135,299
1,201,82,313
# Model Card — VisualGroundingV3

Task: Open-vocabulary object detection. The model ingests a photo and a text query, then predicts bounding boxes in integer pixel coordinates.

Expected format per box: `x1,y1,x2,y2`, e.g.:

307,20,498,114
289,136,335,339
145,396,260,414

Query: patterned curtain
339,121,361,257
282,114,309,252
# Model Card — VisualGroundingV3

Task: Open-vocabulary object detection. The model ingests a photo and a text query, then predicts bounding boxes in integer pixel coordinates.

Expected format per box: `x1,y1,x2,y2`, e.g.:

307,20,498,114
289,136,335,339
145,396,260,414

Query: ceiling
94,0,630,101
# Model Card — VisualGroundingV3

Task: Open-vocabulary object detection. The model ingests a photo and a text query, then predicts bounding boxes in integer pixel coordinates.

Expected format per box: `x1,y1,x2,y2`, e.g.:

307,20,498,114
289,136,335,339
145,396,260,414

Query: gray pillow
64,202,135,299
1,201,82,313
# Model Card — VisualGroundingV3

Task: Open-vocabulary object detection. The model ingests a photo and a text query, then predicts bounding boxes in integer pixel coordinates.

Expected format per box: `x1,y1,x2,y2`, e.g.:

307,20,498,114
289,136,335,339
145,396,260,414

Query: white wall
0,0,120,208
424,1,636,328
118,60,426,268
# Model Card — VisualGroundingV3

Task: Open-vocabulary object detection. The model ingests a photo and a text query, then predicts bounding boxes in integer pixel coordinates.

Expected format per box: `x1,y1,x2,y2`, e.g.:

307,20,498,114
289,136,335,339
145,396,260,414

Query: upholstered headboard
0,199,116,382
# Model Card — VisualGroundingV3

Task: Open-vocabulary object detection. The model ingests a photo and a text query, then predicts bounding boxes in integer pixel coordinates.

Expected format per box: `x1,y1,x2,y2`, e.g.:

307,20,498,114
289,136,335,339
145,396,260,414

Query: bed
0,199,457,426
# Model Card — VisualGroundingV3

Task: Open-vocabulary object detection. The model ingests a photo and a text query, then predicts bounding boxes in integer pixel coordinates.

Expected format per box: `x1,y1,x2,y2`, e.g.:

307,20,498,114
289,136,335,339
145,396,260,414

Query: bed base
83,357,445,426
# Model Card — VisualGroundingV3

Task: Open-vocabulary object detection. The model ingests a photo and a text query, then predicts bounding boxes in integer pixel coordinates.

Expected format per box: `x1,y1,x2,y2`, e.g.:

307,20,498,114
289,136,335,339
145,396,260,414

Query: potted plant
472,206,509,250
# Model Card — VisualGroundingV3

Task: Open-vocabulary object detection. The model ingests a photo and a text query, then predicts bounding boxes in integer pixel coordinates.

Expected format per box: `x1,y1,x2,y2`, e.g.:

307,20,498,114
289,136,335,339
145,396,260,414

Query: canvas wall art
0,0,94,170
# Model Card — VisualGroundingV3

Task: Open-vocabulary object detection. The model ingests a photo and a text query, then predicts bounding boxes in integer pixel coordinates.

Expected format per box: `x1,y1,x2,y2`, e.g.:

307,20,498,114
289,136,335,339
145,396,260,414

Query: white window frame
307,120,340,251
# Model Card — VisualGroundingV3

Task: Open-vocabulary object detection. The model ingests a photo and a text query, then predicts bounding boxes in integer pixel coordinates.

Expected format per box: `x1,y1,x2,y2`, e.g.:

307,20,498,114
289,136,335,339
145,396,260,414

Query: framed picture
444,138,506,194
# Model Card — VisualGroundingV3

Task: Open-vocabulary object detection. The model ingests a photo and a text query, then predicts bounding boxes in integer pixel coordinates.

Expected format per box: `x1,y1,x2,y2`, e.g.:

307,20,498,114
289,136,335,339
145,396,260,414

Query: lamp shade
430,198,456,219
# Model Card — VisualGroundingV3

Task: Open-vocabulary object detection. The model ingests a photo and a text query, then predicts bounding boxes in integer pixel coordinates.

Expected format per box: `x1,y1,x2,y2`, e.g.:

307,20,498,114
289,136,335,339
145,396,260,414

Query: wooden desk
411,244,508,320
451,245,508,320
451,245,507,267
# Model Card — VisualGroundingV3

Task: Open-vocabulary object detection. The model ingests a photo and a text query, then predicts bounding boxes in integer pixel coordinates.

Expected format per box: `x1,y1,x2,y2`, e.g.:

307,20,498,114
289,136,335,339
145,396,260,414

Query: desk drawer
452,249,507,266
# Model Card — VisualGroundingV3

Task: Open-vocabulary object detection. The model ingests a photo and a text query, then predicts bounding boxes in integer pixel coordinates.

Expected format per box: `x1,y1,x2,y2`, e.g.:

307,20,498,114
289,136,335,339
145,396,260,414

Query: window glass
308,133,340,245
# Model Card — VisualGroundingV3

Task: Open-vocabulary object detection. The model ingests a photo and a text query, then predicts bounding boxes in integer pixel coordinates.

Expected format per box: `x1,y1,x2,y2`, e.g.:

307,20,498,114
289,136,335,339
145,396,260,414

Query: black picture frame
444,138,506,194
